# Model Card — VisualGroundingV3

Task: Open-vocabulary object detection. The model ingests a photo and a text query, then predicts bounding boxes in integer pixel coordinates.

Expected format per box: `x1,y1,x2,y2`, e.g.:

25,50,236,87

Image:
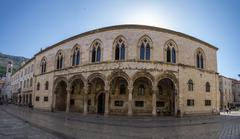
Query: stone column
83,86,88,115
104,85,110,115
152,86,158,116
128,86,133,116
66,87,71,113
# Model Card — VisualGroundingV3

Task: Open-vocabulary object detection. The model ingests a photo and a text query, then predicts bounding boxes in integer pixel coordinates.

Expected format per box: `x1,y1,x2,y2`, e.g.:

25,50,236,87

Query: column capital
83,86,88,94
66,88,72,93
128,86,133,92
104,85,110,91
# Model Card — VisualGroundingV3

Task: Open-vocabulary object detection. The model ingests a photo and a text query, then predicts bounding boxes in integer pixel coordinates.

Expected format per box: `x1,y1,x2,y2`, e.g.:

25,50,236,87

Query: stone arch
69,76,85,112
69,74,86,86
137,35,153,48
87,73,106,85
156,72,178,116
132,75,153,115
132,71,154,86
53,77,68,111
108,70,130,86
87,73,106,114
53,77,68,92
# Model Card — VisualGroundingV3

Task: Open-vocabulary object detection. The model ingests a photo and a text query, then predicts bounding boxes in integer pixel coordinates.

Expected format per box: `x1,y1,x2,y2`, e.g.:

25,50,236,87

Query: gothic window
72,47,80,66
37,82,40,91
120,44,125,60
140,44,145,60
206,82,210,92
146,44,150,60
196,49,205,69
91,40,102,62
188,79,193,91
197,54,200,68
45,81,49,90
114,37,126,60
172,47,176,63
200,55,204,69
139,36,152,60
96,47,101,62
41,58,47,73
92,47,96,62
56,51,64,70
138,84,145,96
167,47,171,62
165,40,177,63
115,44,120,60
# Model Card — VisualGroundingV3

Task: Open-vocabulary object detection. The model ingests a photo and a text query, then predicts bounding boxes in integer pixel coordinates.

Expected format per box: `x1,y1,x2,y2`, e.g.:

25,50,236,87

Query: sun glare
122,9,170,29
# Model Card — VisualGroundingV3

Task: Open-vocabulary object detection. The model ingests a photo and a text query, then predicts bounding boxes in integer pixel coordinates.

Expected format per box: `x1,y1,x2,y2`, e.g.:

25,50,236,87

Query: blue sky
0,0,239,79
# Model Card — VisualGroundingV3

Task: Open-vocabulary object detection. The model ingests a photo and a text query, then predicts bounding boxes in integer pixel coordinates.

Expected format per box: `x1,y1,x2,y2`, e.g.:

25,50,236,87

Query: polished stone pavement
1,105,240,139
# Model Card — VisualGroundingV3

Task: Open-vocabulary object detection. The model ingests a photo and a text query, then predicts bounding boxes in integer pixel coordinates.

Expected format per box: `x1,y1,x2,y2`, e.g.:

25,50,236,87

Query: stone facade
0,79,5,103
232,79,240,107
11,25,220,116
219,75,234,109
11,59,34,105
1,61,13,103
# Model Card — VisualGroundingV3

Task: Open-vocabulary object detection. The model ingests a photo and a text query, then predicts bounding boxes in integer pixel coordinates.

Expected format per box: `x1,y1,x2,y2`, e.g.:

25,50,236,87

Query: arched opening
140,43,145,60
115,44,120,60
172,47,176,63
96,47,101,62
146,44,150,60
88,77,105,113
55,80,67,111
70,79,84,112
97,93,105,114
157,78,175,116
167,47,171,62
110,77,128,114
120,44,125,60
133,77,152,115
110,77,128,95
92,47,96,62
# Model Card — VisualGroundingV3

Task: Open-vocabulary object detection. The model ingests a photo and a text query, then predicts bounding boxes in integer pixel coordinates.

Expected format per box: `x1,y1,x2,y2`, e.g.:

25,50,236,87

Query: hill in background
0,52,29,77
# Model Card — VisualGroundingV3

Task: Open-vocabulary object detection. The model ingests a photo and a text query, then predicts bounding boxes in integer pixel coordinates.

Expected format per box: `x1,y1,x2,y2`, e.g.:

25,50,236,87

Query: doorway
97,93,105,114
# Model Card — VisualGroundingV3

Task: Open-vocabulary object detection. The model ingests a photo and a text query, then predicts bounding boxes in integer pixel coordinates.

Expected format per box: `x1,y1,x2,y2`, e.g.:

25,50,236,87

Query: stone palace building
10,25,220,116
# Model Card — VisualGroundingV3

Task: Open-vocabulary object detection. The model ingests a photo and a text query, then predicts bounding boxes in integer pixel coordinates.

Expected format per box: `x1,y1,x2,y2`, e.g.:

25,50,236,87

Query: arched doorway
70,79,84,112
133,77,153,115
157,78,175,116
97,93,105,114
88,76,105,113
55,80,67,111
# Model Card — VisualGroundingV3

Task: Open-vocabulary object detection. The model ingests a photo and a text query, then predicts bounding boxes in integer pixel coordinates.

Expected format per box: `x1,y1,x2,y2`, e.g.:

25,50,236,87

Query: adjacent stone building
232,79,240,107
10,25,220,116
219,75,234,109
11,59,34,105
1,61,13,103
0,78,5,103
